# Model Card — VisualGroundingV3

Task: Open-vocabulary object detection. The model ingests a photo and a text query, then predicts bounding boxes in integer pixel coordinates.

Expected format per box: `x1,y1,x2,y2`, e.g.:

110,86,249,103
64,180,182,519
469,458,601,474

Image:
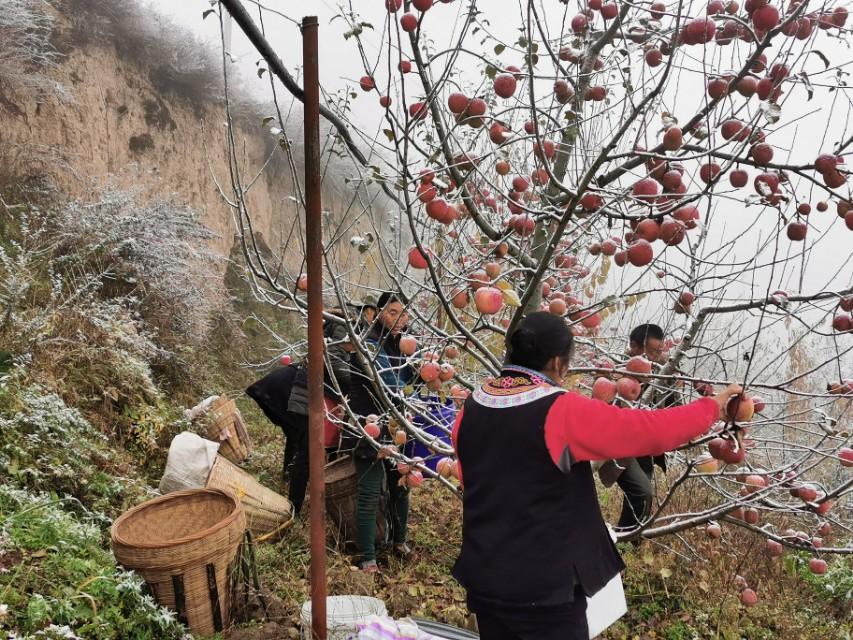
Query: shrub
0,0,64,98
0,192,224,410
0,484,185,639
0,384,149,516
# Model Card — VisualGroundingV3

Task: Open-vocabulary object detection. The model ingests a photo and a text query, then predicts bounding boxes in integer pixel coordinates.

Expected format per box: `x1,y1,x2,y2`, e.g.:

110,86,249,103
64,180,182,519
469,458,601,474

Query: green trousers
354,457,409,563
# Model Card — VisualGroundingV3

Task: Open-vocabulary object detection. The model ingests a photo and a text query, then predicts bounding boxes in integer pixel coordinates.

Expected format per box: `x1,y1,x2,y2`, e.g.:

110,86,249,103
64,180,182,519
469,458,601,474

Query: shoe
392,543,412,558
359,560,379,573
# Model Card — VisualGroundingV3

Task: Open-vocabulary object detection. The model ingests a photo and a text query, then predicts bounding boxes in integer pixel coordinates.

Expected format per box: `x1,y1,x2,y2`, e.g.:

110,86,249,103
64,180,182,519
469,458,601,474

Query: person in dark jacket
345,291,414,572
284,315,353,515
451,312,741,638
246,313,353,514
245,364,300,481
614,323,681,532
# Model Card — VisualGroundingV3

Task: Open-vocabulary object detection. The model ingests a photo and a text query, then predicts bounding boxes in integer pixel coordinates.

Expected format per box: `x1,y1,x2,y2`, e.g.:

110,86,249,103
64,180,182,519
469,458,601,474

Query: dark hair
630,323,664,347
377,290,408,308
505,312,574,371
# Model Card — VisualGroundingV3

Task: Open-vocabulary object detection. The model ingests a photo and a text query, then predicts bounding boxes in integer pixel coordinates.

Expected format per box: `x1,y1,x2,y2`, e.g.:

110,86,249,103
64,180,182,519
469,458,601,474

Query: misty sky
146,0,851,364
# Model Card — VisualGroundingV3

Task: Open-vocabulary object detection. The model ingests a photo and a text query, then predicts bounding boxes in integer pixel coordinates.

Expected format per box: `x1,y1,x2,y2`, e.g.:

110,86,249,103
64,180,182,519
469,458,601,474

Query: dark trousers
616,456,654,530
354,457,409,563
473,587,588,640
255,404,298,481
287,413,310,515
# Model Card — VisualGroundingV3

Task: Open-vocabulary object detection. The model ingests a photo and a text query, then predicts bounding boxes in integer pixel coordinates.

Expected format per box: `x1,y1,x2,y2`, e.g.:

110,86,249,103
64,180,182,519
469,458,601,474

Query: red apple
765,539,784,557
706,522,722,538
420,361,440,382
663,126,683,150
730,169,749,188
364,422,381,438
740,588,758,607
839,447,853,467
745,474,767,493
279,354,292,366
436,457,454,478
832,314,852,332
408,246,429,269
592,377,617,403
448,92,469,113
439,363,455,382
787,221,808,241
797,484,819,502
627,239,654,267
726,395,755,422
400,12,418,31
493,73,518,98
808,558,828,574
474,287,504,314
616,376,642,401
399,335,417,356
549,298,568,316
626,356,653,374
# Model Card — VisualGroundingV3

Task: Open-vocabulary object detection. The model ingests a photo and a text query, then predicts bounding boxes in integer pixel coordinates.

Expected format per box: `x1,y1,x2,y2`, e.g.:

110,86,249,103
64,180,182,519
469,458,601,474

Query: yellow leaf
494,279,512,291
502,288,521,307
642,553,654,566
698,580,709,592
660,567,672,579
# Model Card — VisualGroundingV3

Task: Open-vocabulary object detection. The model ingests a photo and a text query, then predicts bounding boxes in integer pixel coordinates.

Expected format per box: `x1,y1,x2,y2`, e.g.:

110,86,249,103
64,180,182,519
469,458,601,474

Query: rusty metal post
302,15,327,640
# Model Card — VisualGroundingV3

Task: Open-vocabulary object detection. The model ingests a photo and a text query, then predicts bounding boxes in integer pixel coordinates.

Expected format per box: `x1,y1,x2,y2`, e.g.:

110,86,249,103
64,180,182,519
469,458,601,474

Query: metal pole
302,15,327,640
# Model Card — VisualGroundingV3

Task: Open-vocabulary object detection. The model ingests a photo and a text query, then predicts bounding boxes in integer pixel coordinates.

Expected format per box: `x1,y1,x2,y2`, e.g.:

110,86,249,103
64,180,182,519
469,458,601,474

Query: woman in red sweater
451,312,741,639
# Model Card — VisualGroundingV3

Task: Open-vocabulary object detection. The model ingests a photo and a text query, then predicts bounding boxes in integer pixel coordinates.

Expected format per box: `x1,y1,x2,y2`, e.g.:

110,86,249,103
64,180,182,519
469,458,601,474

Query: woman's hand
712,383,744,421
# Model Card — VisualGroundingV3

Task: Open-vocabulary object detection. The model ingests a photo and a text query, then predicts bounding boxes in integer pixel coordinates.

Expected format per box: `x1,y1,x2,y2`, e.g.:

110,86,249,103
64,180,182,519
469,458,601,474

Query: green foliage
0,485,185,639
0,384,147,516
787,551,853,607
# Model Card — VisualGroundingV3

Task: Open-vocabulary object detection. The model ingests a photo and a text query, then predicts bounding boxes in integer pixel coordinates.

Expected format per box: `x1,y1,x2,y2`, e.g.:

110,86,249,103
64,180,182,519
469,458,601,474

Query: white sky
146,0,851,379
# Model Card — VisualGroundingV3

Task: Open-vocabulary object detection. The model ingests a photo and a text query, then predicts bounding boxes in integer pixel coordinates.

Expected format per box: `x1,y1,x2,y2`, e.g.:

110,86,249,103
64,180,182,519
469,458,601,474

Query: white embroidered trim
472,385,564,408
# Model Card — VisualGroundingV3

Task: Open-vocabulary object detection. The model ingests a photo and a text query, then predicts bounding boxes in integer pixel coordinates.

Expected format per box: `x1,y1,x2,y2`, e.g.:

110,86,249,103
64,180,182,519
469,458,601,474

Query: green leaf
383,128,395,142
485,64,497,79
494,44,506,55
261,116,276,127
257,67,267,78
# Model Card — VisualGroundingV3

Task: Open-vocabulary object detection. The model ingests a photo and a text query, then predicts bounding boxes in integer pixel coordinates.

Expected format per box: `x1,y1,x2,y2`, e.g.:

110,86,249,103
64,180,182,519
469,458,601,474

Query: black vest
452,382,625,608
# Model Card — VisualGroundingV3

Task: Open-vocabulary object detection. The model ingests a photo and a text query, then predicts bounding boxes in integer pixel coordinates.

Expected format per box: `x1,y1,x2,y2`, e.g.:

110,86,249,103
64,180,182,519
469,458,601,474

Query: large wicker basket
204,397,252,464
324,457,387,549
110,489,246,636
206,454,294,542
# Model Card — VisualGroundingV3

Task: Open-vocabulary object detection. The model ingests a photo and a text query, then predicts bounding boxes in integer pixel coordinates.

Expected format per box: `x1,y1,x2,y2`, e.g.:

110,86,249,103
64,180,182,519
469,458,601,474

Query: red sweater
451,391,719,484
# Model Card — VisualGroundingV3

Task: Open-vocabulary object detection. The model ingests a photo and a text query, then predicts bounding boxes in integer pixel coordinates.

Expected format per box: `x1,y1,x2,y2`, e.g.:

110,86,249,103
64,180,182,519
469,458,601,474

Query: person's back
455,372,621,608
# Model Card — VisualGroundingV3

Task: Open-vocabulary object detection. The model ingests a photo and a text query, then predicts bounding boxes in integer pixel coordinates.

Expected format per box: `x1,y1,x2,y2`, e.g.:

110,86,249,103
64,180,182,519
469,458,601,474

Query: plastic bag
158,431,220,494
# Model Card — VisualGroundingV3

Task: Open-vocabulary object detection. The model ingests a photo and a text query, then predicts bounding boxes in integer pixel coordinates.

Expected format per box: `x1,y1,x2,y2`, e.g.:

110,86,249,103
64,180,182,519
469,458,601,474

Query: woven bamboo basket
206,455,294,542
324,457,387,548
204,397,252,464
110,489,246,636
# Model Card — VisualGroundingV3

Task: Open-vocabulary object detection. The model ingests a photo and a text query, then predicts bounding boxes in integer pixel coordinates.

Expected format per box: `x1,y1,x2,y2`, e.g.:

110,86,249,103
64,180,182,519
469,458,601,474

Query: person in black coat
245,364,300,481
246,313,353,514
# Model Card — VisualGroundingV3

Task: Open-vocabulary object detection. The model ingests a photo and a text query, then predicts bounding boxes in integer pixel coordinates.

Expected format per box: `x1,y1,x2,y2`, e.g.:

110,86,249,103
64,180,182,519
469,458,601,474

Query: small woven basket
110,489,246,636
206,455,294,542
204,397,252,464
